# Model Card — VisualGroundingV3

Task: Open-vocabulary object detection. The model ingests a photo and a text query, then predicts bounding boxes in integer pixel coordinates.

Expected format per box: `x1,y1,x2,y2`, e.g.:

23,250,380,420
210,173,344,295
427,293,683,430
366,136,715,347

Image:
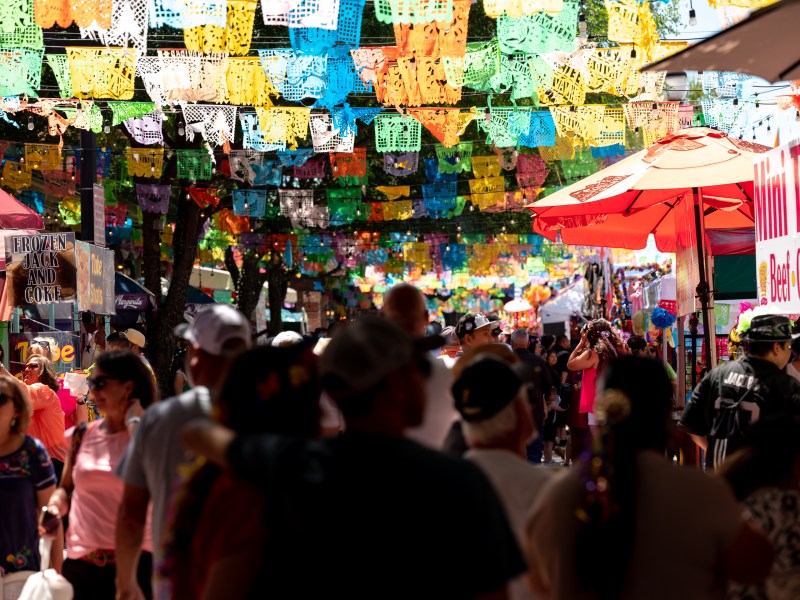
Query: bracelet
76,398,88,405
126,416,141,427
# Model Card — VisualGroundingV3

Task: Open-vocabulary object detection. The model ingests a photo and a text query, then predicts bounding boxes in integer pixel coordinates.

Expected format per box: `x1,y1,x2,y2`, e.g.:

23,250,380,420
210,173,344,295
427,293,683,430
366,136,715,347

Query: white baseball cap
175,304,252,356
123,329,146,349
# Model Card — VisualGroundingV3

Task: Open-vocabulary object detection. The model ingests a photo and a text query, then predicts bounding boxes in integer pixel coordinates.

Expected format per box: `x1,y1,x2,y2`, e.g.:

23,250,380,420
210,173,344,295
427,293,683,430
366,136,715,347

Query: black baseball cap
452,355,526,422
741,314,800,342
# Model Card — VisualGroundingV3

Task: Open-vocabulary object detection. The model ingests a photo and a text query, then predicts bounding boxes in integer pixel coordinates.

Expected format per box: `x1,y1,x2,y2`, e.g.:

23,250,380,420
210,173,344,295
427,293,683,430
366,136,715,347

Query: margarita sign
754,139,800,310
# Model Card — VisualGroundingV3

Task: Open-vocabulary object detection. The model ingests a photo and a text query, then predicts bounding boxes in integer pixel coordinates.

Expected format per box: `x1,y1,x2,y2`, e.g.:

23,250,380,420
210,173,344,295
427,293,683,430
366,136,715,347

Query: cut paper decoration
471,156,501,178
34,0,111,29
0,48,44,97
407,108,474,148
177,149,213,181
376,186,410,200
255,107,310,150
182,104,237,148
392,0,471,58
330,147,366,178
289,0,365,57
123,113,164,145
18,190,43,213
79,0,149,53
227,150,257,183
184,0,257,55
496,0,578,55
483,0,563,17
436,142,472,174
549,104,606,145
149,0,226,28
469,176,505,210
384,151,418,176
188,187,220,209
606,0,658,57
374,0,453,24
330,106,383,136
0,0,44,49
59,197,81,224
623,101,680,145
423,157,456,182
66,47,136,100
543,64,586,106
125,148,164,178
107,101,155,126
374,113,422,152
421,182,457,218
516,154,549,188
240,112,286,152
294,156,326,179
1,161,32,190
45,54,74,98
257,49,327,103
137,51,227,105
517,110,557,148
276,149,314,167
476,107,531,148
216,209,250,235
136,183,170,214
310,112,356,153
232,189,267,217
251,161,282,186
225,56,279,108
699,98,746,134
42,170,76,198
24,144,61,170
279,188,314,216
262,0,340,28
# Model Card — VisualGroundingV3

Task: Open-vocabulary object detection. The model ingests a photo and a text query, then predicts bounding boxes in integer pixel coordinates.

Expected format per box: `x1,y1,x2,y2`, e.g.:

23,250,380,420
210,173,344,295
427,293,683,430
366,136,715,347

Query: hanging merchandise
66,47,136,100
383,151,419,176
135,183,171,214
59,196,81,224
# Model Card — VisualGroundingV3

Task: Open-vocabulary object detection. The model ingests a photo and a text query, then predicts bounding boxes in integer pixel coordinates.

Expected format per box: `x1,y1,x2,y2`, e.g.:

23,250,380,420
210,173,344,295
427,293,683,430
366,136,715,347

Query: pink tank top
579,367,598,414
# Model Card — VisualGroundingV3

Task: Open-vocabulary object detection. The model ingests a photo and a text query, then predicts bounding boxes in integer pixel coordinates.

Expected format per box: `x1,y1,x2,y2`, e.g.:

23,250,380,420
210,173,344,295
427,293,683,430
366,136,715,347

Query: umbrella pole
693,187,714,372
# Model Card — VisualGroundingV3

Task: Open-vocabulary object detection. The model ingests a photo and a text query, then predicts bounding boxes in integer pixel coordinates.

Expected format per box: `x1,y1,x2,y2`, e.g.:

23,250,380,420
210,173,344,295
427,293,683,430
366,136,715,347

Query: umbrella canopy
643,0,799,83
528,128,769,251
0,190,44,230
504,298,534,313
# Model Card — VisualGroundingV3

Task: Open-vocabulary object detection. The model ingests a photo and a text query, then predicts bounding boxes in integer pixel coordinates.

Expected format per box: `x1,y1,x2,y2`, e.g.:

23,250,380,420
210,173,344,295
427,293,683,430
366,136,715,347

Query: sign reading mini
5,232,77,305
754,138,800,311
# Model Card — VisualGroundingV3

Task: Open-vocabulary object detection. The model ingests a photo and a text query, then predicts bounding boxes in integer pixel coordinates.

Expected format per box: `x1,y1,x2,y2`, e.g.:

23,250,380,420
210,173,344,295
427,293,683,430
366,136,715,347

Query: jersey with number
681,356,800,469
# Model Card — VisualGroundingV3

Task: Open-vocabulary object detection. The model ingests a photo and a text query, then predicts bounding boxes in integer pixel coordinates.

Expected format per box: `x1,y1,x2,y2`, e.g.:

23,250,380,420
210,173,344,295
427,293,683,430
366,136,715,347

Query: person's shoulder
23,434,47,454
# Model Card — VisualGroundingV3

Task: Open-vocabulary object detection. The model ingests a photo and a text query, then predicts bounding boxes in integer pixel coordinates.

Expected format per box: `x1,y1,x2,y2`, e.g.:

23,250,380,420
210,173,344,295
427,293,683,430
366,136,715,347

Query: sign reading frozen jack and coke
5,232,77,305
755,139,800,311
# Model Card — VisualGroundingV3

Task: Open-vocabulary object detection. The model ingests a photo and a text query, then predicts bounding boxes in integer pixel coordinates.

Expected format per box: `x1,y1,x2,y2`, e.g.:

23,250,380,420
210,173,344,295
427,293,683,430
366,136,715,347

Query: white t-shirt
527,451,744,600
467,448,552,600
405,359,458,449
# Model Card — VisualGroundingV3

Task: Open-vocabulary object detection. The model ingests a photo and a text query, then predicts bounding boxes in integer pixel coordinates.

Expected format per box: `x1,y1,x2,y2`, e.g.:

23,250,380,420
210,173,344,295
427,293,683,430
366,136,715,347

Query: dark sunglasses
31,339,50,349
87,375,120,392
491,328,502,337
23,363,40,371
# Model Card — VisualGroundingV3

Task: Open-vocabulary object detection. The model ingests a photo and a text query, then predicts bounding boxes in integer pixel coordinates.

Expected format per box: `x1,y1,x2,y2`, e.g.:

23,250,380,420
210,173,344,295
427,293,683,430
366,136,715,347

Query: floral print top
729,488,800,600
0,436,56,574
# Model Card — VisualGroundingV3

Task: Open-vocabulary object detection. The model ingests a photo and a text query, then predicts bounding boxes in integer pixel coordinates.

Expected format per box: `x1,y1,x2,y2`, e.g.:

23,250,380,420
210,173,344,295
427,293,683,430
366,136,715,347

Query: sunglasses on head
87,375,120,392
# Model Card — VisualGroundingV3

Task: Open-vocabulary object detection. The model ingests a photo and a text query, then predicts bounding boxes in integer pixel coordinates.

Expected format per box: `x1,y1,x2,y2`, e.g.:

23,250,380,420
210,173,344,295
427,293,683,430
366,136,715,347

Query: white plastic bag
2,570,36,600
16,539,72,600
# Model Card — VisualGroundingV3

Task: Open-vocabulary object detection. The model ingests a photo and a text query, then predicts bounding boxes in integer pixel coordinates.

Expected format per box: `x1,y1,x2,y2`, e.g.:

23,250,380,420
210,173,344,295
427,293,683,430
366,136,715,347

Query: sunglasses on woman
87,375,120,392
23,363,40,371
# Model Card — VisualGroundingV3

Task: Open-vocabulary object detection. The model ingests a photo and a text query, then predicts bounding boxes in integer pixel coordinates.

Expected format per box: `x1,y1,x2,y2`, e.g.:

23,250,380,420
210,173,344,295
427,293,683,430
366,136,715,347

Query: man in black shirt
681,314,800,470
183,318,526,599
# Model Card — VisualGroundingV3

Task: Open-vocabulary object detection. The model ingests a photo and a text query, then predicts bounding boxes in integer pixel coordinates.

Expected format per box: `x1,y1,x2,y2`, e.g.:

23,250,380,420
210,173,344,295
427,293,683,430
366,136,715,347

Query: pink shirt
579,367,598,414
26,383,67,463
66,420,152,559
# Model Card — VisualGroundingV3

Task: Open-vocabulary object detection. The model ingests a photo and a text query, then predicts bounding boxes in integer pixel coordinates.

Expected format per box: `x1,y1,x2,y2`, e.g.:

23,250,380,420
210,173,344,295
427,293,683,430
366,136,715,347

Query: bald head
382,283,428,336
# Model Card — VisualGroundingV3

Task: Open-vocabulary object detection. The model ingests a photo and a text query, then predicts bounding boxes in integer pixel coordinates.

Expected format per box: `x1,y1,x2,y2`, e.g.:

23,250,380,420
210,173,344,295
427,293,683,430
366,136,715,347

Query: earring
10,418,17,428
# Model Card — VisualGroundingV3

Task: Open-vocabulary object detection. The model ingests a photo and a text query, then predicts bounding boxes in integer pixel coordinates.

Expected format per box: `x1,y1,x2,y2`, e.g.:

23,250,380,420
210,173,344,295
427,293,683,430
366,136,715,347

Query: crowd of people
2,286,800,600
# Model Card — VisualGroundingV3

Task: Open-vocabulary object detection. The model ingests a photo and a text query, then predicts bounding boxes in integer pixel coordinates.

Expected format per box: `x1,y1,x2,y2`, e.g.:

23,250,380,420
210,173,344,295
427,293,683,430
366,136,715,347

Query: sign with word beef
76,241,115,314
754,139,800,311
5,233,77,305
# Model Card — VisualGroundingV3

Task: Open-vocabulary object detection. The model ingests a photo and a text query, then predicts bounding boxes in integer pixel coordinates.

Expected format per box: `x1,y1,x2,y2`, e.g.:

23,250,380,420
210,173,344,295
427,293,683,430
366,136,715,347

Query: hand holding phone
40,506,60,535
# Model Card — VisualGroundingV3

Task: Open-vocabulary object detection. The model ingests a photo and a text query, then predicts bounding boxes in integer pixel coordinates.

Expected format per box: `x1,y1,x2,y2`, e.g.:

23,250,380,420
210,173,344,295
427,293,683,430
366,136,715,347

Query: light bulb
733,98,739,106
104,124,111,134
796,110,800,123
178,122,185,136
578,13,587,41
688,8,697,26
630,47,637,59
27,116,34,130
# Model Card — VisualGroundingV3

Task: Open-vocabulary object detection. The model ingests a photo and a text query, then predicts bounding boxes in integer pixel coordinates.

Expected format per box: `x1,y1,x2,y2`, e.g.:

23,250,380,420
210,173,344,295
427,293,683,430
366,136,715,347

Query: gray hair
509,329,529,348
462,395,521,447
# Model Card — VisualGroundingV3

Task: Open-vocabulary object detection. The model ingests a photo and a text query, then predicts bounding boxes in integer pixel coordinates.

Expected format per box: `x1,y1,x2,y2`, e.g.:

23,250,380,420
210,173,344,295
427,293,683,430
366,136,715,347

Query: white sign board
754,139,800,311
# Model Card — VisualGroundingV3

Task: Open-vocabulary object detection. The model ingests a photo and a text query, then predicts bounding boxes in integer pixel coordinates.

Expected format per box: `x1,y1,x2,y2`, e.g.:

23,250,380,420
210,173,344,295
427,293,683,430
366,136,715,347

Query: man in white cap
122,328,155,376
115,305,251,600
455,312,497,352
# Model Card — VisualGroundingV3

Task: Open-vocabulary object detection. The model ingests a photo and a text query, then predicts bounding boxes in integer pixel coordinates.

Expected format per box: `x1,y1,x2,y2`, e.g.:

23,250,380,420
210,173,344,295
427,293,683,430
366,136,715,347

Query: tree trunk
267,267,285,337
225,247,267,324
148,199,204,396
141,211,161,301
